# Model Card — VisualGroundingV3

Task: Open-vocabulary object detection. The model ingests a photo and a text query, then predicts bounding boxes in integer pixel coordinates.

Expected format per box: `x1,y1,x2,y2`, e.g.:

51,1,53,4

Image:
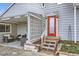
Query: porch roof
0,12,42,24
0,14,28,24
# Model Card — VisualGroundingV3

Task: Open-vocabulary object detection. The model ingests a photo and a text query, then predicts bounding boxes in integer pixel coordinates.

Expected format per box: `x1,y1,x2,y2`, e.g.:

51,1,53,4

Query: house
0,3,79,46
0,3,45,45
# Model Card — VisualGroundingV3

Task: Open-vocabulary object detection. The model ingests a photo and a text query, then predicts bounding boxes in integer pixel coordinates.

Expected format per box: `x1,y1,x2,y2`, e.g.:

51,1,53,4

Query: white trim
46,18,47,36
1,13,27,20
27,14,31,43
1,18,10,20
74,6,77,43
29,13,41,20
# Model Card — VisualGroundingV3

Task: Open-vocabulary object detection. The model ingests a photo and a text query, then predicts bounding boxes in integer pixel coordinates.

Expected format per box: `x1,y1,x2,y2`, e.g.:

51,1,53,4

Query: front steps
41,36,60,54
24,36,60,55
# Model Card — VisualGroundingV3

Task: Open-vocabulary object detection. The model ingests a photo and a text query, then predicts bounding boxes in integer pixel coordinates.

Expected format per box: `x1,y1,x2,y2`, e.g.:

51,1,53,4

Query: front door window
47,16,56,36
50,17,54,33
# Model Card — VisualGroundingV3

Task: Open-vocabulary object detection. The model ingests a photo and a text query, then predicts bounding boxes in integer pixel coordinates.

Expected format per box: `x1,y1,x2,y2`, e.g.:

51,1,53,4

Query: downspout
74,4,76,43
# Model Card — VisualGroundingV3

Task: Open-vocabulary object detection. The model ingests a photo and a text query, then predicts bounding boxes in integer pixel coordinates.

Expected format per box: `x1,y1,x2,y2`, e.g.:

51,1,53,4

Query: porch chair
3,34,14,43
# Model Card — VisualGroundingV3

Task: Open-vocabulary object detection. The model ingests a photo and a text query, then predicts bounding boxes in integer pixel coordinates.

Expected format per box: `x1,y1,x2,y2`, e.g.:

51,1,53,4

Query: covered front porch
0,12,44,48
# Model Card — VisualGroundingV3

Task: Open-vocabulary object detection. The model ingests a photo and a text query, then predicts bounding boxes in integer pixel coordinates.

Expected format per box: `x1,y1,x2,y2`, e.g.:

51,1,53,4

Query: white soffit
0,15,27,24
1,18,10,20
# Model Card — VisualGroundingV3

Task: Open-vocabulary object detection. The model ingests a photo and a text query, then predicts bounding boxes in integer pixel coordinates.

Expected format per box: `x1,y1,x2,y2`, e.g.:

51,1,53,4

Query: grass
60,40,79,54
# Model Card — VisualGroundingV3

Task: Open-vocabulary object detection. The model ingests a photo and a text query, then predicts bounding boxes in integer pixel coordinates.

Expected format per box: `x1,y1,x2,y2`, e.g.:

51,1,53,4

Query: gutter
0,3,15,17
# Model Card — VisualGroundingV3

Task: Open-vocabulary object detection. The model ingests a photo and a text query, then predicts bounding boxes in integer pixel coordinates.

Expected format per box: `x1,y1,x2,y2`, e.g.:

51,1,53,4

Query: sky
0,3,11,15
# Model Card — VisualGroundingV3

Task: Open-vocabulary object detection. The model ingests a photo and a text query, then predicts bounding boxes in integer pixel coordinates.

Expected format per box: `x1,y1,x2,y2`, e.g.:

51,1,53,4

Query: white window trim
0,23,11,33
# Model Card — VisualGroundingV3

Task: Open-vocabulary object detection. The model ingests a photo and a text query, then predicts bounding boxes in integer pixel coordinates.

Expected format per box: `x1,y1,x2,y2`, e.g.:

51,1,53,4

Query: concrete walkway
0,41,68,56
0,45,53,56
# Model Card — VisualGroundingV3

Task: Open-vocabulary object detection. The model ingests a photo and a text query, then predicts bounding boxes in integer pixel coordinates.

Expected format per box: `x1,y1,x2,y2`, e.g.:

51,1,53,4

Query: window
50,18,54,33
6,25,10,32
0,24,5,32
0,24,11,32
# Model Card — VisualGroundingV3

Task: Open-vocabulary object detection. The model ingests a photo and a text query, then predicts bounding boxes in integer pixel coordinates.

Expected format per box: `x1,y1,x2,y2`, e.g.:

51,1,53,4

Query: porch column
74,5,76,43
27,13,31,44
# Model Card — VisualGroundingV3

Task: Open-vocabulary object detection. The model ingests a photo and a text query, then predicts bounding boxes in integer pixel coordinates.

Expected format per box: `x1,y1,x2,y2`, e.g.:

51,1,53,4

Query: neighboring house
0,3,79,44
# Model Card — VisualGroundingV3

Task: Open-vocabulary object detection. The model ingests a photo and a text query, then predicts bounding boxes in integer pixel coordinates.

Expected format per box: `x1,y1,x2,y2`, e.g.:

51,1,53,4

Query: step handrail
40,18,47,47
40,29,46,47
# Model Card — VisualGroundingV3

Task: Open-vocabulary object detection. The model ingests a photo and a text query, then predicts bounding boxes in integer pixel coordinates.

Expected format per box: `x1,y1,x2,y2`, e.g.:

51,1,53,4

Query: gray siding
2,3,43,17
76,9,79,40
44,3,58,16
58,4,74,40
44,3,74,40
30,16,42,42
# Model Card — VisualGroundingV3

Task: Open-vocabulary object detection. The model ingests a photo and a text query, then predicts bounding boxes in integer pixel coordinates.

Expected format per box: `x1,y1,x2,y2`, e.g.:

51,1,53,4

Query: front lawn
60,40,79,54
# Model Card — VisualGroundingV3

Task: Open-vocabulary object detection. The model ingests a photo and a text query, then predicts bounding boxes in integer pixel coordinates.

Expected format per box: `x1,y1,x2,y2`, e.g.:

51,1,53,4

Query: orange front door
47,16,56,36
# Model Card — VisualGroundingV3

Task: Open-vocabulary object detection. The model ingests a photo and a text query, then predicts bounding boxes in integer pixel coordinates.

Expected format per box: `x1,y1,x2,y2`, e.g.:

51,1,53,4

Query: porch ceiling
0,15,27,24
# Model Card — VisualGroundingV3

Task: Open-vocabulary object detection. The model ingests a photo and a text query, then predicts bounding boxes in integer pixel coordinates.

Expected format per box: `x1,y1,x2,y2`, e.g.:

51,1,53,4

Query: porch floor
0,41,23,49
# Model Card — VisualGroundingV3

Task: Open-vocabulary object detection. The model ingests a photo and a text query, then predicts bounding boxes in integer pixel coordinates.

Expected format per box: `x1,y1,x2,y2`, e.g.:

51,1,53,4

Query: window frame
0,23,11,33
